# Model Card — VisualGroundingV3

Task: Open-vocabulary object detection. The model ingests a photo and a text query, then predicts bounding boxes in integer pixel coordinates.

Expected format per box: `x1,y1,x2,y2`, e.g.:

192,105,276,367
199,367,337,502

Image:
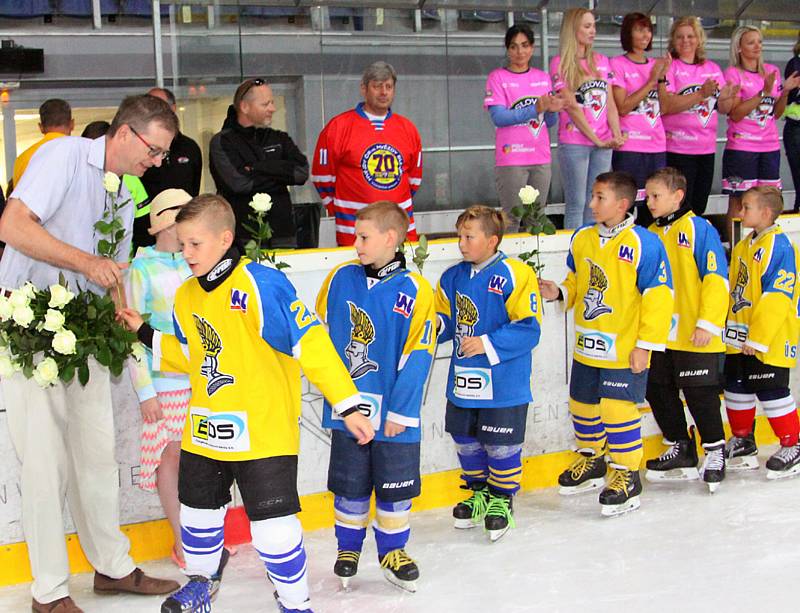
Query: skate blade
727,456,759,471
766,464,800,480
644,467,699,483
453,518,480,529
487,526,510,542
558,478,604,496
706,481,720,494
338,576,353,592
382,569,417,593
601,495,641,517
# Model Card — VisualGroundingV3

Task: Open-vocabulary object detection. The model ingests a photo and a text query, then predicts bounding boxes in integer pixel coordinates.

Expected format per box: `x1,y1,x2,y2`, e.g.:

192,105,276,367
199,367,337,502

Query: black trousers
666,152,716,216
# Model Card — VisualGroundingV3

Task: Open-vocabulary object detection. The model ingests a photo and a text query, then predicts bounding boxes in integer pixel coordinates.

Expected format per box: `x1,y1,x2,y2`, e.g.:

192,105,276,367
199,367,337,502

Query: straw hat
148,188,192,235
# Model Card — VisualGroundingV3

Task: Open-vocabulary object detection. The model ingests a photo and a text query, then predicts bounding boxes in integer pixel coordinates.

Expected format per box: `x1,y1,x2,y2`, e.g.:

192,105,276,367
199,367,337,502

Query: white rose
0,296,12,322
518,185,540,205
103,171,121,194
20,282,37,298
52,329,77,355
48,284,75,309
250,193,273,213
8,289,30,309
0,354,16,378
42,309,66,333
12,305,35,328
32,357,59,387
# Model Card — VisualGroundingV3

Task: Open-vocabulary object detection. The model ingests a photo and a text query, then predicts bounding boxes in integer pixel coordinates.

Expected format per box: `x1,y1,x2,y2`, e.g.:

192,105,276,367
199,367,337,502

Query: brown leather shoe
93,567,180,595
31,596,83,612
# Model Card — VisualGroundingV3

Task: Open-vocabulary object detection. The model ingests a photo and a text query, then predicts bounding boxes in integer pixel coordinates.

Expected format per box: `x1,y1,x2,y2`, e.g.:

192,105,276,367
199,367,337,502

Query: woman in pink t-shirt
722,25,800,241
484,25,565,227
550,8,625,229
610,13,670,227
660,16,737,216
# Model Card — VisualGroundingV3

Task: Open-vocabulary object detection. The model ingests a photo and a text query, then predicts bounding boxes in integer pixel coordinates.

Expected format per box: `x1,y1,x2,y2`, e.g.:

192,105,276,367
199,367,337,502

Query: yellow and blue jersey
435,252,542,408
153,258,362,461
648,211,729,353
561,220,674,369
725,224,800,367
316,260,436,443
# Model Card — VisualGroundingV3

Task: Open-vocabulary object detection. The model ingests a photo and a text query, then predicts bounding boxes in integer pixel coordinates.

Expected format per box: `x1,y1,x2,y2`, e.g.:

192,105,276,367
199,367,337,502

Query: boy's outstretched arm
117,307,190,374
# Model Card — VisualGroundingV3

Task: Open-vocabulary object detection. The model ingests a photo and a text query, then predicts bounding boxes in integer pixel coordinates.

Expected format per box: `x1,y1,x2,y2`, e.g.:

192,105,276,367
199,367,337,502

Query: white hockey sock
251,515,310,610
180,504,226,578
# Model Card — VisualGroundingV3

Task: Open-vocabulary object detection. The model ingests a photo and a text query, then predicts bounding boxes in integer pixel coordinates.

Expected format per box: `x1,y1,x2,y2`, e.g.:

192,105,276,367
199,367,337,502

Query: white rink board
2,218,800,546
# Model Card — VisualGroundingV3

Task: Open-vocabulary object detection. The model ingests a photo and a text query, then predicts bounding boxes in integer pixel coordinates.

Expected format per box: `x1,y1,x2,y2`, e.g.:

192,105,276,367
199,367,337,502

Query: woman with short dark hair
784,31,800,212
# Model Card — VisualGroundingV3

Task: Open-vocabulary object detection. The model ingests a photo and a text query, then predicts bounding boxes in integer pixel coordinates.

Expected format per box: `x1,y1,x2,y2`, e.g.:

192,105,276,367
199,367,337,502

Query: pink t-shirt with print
550,53,613,147
484,67,553,166
724,64,782,153
662,59,725,155
609,55,665,153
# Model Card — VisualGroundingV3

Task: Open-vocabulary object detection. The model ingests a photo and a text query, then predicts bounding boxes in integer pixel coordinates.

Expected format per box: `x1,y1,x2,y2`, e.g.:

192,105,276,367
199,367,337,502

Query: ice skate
484,492,515,542
599,464,642,517
766,443,800,480
645,430,699,482
700,440,726,493
558,448,606,495
379,549,419,593
725,432,759,471
161,576,212,613
452,482,489,529
273,591,314,613
333,550,360,590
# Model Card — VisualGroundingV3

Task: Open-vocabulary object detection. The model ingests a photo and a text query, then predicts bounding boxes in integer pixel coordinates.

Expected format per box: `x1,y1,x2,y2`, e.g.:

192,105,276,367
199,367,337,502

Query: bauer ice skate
484,492,515,542
699,440,725,493
379,549,419,593
452,482,489,529
645,429,699,483
333,550,360,590
766,443,800,480
558,448,606,495
725,432,759,471
599,464,642,517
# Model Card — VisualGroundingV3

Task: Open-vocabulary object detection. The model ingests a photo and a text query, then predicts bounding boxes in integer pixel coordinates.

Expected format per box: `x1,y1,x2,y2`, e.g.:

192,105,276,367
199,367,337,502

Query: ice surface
1,459,798,612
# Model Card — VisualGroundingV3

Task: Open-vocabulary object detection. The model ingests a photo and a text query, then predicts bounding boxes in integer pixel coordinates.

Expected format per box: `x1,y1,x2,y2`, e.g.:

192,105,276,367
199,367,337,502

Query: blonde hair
176,194,236,234
456,205,507,245
730,26,764,74
669,17,707,64
559,8,599,91
744,186,784,222
356,200,409,246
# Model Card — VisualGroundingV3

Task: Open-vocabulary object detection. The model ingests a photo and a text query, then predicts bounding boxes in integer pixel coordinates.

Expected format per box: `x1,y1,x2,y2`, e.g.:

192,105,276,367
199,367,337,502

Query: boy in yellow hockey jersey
119,194,374,613
540,171,673,516
723,186,800,480
644,167,730,493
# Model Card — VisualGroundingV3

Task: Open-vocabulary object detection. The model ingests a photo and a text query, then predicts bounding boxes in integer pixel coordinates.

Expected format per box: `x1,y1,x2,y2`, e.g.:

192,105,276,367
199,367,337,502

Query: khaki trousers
1,358,135,603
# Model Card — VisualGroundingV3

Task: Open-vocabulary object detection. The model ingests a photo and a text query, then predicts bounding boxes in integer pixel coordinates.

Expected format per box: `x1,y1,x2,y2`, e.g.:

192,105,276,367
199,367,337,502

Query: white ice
1,459,798,613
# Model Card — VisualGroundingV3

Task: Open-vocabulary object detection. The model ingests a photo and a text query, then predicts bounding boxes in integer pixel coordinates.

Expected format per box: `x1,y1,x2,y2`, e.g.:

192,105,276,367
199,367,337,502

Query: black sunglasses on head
237,78,266,103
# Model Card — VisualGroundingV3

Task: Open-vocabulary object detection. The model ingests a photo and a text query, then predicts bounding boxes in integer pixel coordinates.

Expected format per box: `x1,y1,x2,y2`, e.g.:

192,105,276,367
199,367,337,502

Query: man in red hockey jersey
312,61,423,246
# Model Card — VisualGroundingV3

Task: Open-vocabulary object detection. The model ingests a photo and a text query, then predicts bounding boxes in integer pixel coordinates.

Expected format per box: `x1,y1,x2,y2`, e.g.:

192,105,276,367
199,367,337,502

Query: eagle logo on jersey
731,257,752,313
576,80,608,120
361,144,404,191
193,314,235,396
455,291,479,358
345,301,379,379
512,96,543,137
583,259,613,320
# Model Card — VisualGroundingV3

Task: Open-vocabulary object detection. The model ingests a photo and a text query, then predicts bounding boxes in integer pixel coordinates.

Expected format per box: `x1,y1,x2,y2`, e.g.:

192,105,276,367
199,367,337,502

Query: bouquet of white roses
0,276,139,388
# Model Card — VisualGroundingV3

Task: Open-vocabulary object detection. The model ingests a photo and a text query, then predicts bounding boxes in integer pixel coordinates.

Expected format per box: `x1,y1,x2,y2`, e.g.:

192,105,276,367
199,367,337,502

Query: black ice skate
558,448,606,495
645,430,699,483
333,550,360,590
599,463,642,517
453,482,489,529
484,492,515,543
766,443,800,480
725,432,759,471
700,440,726,493
379,549,419,593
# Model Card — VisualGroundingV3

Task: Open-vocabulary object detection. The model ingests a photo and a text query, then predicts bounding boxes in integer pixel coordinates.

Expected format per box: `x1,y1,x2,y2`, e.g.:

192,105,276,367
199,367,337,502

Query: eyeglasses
235,78,266,105
129,125,169,160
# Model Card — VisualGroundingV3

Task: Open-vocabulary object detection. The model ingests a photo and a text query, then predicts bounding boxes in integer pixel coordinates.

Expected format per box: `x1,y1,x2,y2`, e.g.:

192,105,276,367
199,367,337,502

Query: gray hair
361,61,397,86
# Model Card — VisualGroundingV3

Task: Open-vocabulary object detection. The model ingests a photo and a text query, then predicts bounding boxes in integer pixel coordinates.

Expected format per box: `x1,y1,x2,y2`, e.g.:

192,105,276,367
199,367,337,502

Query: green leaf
60,364,75,384
78,363,90,386
110,359,123,377
96,345,111,367
97,239,112,255
87,305,97,320
418,234,428,249
94,220,112,234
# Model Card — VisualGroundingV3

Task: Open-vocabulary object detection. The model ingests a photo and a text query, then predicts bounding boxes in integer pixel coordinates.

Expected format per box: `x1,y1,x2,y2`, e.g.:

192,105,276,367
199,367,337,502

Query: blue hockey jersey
435,252,542,408
316,260,436,443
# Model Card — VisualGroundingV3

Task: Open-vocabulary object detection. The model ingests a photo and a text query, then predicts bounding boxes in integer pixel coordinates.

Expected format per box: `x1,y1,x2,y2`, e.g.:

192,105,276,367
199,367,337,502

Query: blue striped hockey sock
334,495,370,552
179,504,226,578
452,434,489,487
251,514,310,611
373,499,412,559
486,444,523,496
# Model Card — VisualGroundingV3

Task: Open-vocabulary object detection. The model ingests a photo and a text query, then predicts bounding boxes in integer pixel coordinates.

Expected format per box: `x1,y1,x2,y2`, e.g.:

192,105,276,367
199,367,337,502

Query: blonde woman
660,16,737,215
550,8,625,229
722,25,800,241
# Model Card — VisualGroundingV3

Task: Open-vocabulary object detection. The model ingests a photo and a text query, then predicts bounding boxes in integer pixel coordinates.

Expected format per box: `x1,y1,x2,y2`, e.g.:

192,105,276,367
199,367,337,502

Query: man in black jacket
209,79,309,245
